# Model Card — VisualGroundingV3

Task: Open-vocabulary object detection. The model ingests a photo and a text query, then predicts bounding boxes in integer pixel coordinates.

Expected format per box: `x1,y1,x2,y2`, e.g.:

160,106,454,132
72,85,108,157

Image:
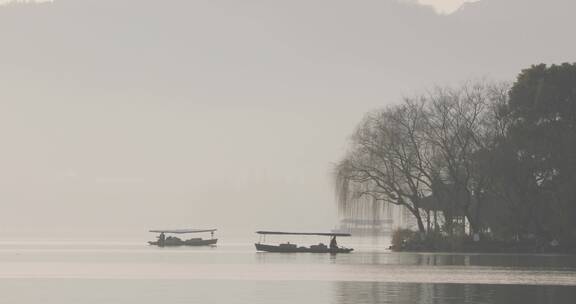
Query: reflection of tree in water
384,253,576,269
333,282,576,304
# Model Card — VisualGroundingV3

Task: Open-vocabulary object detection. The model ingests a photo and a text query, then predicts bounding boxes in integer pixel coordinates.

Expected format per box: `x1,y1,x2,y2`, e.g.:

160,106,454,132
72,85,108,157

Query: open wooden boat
148,229,218,247
255,231,353,253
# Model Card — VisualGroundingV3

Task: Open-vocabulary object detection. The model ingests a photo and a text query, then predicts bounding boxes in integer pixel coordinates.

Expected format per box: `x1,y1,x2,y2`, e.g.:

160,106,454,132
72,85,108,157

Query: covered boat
148,229,218,247
255,231,353,253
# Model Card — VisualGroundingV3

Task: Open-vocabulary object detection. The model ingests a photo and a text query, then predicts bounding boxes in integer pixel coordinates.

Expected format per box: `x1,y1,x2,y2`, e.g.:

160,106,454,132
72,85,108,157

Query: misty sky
0,0,574,239
0,0,475,13
418,0,473,13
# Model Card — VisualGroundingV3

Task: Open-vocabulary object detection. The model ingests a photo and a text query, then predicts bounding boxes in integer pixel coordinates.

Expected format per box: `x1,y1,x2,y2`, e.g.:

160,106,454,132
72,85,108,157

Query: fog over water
0,0,574,239
1,240,576,303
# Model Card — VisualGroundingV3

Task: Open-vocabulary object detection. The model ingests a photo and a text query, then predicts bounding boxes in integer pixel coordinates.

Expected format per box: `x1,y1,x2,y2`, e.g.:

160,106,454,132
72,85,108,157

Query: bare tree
335,81,509,236
420,81,510,235
335,103,435,234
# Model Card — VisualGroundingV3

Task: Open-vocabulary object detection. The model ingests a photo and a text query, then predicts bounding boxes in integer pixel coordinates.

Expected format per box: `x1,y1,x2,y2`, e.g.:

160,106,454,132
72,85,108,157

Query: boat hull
255,243,353,253
148,239,218,247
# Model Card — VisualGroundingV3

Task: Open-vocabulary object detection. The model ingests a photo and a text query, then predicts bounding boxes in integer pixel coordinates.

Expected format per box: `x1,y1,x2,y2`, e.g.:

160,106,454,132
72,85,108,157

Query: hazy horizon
0,0,574,239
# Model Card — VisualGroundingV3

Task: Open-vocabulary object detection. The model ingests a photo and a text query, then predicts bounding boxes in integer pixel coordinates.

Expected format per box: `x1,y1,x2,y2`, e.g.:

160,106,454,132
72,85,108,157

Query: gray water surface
1,239,575,303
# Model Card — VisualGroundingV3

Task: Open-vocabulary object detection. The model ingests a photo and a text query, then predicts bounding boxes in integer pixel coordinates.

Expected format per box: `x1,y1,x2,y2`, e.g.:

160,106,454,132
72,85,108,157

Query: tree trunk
426,210,431,233
434,211,439,232
465,210,479,236
410,207,426,234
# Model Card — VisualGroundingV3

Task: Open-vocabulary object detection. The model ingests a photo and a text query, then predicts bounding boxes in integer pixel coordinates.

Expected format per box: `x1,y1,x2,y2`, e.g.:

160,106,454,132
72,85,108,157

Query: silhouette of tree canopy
493,63,576,242
336,63,576,246
335,81,508,235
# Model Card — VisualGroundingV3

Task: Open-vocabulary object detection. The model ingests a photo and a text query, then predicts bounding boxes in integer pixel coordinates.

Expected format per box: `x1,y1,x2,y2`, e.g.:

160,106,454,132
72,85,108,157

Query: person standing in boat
159,232,166,247
330,236,338,250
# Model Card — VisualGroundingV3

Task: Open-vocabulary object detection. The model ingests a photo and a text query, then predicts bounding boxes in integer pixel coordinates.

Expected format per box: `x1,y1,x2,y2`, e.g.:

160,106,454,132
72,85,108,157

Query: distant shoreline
390,240,576,255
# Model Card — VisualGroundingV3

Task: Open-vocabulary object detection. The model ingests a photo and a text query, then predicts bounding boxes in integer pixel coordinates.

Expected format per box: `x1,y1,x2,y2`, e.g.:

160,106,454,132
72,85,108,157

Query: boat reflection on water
2,240,576,304
333,282,576,304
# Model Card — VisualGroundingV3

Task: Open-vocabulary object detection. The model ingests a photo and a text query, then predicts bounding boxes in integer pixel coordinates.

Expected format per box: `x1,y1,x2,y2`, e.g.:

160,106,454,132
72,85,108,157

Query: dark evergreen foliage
489,63,576,244
338,63,576,251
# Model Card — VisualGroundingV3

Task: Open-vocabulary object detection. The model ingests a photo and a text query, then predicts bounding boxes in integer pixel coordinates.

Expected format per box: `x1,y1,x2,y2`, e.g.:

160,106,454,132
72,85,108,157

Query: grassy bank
390,229,576,254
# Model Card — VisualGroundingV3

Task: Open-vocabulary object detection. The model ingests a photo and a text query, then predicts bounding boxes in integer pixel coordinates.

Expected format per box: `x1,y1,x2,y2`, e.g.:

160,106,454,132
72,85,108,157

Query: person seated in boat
166,236,183,243
330,236,338,250
309,243,327,251
279,242,297,248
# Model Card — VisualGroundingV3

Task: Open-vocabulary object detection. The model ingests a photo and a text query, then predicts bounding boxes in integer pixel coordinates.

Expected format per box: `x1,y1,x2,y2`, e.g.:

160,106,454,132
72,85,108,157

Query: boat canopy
256,231,351,237
149,229,217,234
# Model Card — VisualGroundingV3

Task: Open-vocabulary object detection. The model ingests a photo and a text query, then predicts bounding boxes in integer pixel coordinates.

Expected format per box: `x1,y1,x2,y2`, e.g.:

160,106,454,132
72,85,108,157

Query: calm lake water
1,238,575,304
